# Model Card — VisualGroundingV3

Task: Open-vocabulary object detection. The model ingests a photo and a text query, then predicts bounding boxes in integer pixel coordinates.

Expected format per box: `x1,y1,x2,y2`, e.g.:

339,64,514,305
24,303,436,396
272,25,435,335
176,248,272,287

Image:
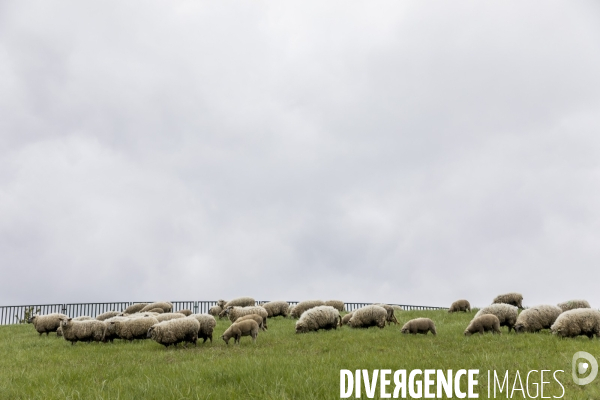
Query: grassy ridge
1,310,599,399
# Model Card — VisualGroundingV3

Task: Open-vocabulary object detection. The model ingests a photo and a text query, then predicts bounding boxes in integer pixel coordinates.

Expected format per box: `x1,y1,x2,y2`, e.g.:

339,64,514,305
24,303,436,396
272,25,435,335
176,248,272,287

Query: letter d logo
572,351,598,385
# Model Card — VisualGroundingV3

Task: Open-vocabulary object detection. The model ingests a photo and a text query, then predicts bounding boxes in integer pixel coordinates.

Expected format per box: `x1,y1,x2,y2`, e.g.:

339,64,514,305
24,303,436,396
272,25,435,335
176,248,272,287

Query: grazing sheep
375,304,399,325
221,320,260,345
140,302,173,313
102,316,129,342
217,300,227,308
474,304,519,333
295,306,341,333
348,305,387,329
177,309,193,316
236,314,266,331
188,314,217,343
449,300,471,313
557,300,591,312
290,300,326,318
551,309,600,339
59,318,106,345
108,316,159,341
401,318,437,335
261,301,290,318
28,313,68,336
123,303,149,314
221,306,268,329
224,297,256,308
155,313,186,323
514,305,562,333
96,311,120,321
493,293,523,309
325,300,345,312
147,317,200,348
341,312,354,326
209,305,223,318
464,314,501,336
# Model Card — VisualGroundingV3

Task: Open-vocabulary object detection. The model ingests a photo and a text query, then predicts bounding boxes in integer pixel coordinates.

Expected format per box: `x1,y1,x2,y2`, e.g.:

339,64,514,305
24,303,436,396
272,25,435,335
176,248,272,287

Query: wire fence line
0,301,447,325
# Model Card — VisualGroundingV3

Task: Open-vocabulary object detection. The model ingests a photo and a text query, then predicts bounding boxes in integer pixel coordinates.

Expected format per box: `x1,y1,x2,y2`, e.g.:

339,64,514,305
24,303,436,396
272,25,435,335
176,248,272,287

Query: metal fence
0,301,446,325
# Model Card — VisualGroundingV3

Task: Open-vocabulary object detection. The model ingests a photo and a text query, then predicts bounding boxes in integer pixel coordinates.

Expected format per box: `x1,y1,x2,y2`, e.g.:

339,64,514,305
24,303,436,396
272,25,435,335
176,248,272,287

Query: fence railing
0,301,446,325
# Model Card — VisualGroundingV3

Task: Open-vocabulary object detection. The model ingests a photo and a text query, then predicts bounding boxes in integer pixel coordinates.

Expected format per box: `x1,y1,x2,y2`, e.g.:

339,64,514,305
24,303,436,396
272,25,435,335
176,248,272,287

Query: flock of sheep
25,294,600,348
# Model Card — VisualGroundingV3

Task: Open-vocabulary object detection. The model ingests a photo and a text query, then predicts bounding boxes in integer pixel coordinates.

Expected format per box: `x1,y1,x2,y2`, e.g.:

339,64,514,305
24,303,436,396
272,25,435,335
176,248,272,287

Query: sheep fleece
492,293,523,308
290,300,326,318
551,309,600,338
515,305,562,333
464,314,501,336
149,318,200,347
348,305,387,329
401,318,437,335
474,304,519,332
449,300,471,313
295,306,340,333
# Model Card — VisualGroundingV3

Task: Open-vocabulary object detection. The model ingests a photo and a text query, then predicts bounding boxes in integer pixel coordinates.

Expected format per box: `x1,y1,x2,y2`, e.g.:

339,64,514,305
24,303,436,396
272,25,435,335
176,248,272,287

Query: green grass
1,310,599,399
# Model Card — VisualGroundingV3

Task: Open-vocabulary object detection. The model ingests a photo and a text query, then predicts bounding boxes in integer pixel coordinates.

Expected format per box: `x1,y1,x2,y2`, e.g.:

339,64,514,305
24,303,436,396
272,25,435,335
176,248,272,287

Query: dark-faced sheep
295,306,341,333
449,300,471,313
492,293,523,309
221,320,259,345
551,309,600,339
464,314,501,336
401,318,437,335
514,305,562,333
474,304,519,333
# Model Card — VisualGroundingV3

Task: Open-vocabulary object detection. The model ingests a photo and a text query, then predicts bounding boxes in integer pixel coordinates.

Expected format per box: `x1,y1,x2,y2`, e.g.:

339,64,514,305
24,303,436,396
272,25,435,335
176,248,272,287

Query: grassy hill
1,310,598,399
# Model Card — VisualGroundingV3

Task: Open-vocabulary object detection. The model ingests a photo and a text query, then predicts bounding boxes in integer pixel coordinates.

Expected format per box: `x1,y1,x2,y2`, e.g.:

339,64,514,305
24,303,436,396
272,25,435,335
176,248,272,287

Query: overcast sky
1,1,599,308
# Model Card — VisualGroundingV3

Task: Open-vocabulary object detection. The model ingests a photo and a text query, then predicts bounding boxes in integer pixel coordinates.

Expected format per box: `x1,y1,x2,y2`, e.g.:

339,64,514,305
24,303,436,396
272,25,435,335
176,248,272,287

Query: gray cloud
1,1,600,307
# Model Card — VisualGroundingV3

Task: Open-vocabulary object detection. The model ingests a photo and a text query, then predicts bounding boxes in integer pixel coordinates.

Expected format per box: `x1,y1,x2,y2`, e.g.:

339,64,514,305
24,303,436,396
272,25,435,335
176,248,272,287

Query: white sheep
188,314,217,343
28,313,68,336
221,306,268,329
348,305,387,329
492,293,523,309
261,301,290,317
514,305,562,333
295,306,341,333
474,304,519,332
140,302,173,313
290,300,325,318
551,309,600,339
557,300,591,312
148,317,200,348
221,319,260,345
59,317,106,345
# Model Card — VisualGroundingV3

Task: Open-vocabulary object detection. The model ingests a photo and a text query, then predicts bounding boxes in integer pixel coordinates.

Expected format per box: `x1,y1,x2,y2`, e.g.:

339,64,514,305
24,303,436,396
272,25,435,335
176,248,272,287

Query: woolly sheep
341,312,354,326
96,311,119,321
295,306,341,333
514,305,562,333
448,300,471,313
140,302,173,313
28,313,68,336
290,300,325,319
148,317,200,348
147,308,164,314
474,304,519,332
73,316,93,321
392,305,403,312
375,304,399,325
236,314,266,331
224,297,256,308
155,313,186,323
557,300,591,312
261,301,290,318
221,306,268,329
209,305,223,318
464,314,501,336
348,305,387,329
177,309,193,316
324,300,345,312
108,316,159,341
551,309,600,339
123,303,149,314
188,314,217,343
401,318,437,335
287,305,296,318
221,319,259,345
59,318,106,345
102,316,129,342
492,293,523,309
